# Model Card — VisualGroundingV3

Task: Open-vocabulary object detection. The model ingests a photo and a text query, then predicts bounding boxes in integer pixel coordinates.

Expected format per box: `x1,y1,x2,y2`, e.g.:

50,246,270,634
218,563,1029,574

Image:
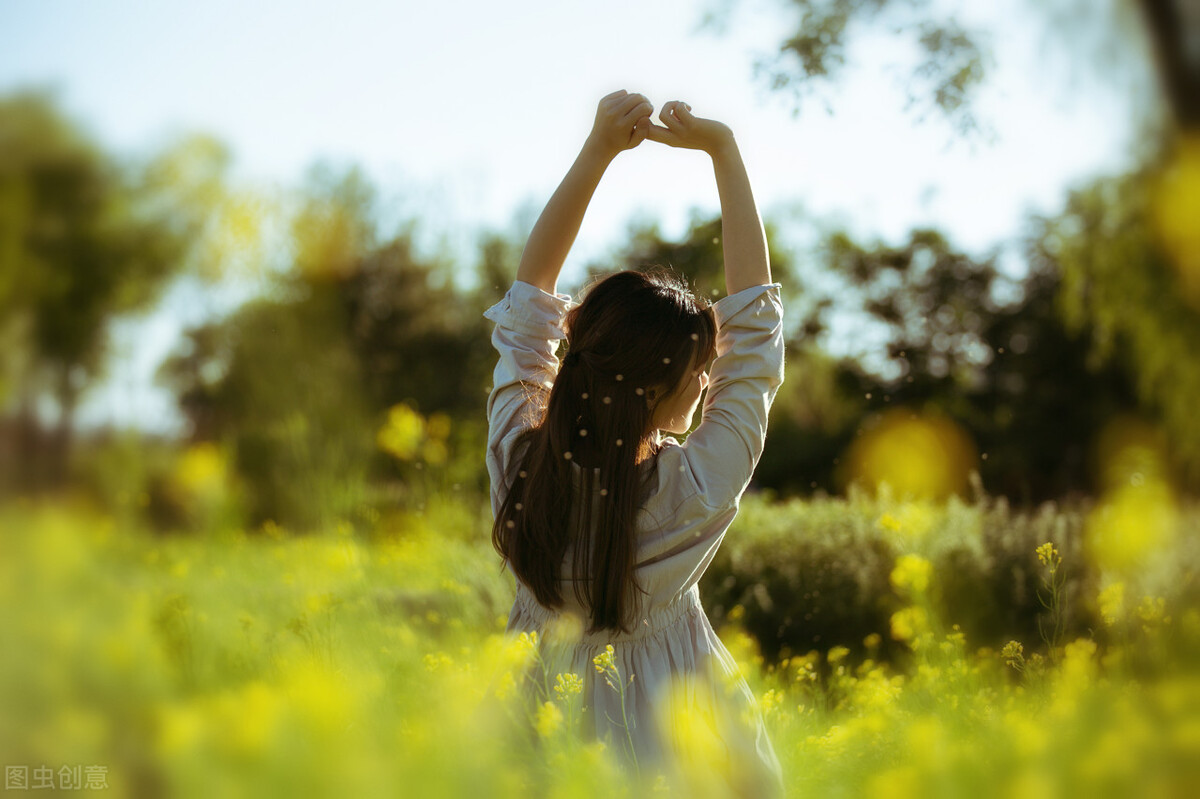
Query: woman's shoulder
636,438,712,517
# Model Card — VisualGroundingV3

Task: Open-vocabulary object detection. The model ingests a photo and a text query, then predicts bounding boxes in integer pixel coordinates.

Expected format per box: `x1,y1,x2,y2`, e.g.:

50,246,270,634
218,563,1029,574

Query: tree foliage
1028,151,1200,487
0,90,200,488
159,164,500,530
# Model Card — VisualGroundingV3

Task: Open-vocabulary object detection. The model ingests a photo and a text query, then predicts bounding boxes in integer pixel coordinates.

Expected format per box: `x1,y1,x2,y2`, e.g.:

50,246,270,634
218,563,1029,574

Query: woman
484,89,786,797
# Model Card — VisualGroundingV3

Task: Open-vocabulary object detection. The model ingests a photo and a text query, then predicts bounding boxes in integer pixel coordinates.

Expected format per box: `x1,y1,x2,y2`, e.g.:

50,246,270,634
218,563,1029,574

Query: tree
1027,162,1200,488
807,226,1144,503
0,90,203,490
703,0,1200,493
159,164,502,530
705,0,1192,138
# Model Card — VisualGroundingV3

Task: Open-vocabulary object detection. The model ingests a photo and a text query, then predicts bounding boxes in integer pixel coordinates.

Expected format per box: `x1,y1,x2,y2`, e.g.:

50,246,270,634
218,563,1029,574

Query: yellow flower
592,643,615,674
1137,596,1167,627
495,672,516,701
517,630,540,654
422,439,448,465
758,688,785,717
554,672,583,701
376,403,425,460
1036,542,1060,568
794,658,818,683
171,442,228,507
1083,480,1179,573
535,700,563,737
890,554,932,597
1061,638,1098,685
827,645,850,665
877,512,902,533
1098,582,1125,627
1001,640,1025,669
890,606,929,642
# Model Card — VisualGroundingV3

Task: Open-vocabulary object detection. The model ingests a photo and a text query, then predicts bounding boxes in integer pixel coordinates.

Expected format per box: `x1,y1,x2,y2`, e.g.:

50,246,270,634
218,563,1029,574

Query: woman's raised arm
516,90,653,295
646,101,770,294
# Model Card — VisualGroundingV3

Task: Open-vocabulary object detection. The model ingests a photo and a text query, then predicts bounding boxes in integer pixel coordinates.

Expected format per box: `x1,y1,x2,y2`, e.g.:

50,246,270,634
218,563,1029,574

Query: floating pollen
564,451,573,460
690,333,699,341
599,489,608,497
615,439,623,447
579,429,588,437
506,520,514,529
515,503,523,510
582,392,589,400
602,397,611,404
519,470,527,478
663,357,671,364
615,374,624,381
635,388,644,396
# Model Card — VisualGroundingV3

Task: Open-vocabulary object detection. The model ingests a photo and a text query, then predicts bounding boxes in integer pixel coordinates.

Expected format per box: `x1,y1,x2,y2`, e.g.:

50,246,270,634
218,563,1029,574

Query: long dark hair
492,267,718,635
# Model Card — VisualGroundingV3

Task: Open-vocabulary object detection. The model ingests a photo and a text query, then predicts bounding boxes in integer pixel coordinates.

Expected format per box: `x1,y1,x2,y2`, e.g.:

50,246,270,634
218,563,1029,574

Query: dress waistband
513,582,703,645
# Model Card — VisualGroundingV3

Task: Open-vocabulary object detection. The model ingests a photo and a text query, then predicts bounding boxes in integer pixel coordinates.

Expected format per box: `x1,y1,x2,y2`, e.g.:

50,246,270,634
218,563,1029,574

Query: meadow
2,481,1198,798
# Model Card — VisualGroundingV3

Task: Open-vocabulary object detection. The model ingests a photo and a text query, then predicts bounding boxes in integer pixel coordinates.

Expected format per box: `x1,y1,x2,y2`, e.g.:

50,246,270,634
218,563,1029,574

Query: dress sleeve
676,282,786,510
634,283,785,600
482,280,576,514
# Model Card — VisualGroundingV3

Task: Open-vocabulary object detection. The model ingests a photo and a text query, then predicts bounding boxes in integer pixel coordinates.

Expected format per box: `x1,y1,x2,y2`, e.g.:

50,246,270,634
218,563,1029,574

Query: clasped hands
585,89,734,161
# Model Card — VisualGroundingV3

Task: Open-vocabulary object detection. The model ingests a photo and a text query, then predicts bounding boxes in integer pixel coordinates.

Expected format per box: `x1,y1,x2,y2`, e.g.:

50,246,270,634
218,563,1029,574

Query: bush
705,488,1199,669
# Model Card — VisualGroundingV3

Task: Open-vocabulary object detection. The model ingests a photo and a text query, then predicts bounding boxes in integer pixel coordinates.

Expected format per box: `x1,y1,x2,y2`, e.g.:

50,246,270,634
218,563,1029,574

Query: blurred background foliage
0,0,1195,648
2,73,1199,532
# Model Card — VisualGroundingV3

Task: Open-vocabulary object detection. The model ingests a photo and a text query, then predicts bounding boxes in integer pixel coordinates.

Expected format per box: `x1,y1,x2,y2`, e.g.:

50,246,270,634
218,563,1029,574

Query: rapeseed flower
1098,582,1125,626
518,630,540,655
1036,542,1060,568
1137,595,1168,628
890,554,932,597
1001,640,1025,671
535,701,563,737
890,606,929,641
554,672,583,701
495,672,516,701
593,644,615,674
827,645,850,665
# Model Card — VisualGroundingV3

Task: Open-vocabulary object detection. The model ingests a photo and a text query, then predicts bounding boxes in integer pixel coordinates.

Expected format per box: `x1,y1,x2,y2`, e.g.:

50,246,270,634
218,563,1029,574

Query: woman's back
484,91,786,797
486,280,786,796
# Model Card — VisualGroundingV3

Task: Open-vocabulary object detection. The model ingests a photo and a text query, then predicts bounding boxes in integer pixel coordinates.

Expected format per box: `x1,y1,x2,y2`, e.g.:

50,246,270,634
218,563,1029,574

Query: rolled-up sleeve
675,283,786,511
482,280,576,512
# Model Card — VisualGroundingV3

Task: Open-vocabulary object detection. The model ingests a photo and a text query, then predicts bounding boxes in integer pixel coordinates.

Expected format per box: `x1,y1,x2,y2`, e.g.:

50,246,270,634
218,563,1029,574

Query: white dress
483,279,787,797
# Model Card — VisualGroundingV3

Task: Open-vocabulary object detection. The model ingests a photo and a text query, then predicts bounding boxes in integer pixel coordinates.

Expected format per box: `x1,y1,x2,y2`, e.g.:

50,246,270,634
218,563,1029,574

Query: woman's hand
645,101,734,155
584,90,653,160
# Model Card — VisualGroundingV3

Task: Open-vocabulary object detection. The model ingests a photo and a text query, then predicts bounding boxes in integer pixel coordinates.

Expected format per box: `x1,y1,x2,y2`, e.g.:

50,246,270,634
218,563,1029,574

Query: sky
0,0,1146,434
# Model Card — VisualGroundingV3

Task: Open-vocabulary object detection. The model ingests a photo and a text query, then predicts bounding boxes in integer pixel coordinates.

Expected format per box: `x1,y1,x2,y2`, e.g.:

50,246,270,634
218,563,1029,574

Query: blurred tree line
2,0,1197,532
705,0,1200,488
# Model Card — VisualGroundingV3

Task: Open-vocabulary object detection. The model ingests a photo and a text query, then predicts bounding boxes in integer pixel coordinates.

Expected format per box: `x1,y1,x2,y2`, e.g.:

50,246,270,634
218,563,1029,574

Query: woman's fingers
613,93,649,120
659,101,689,130
620,100,654,127
658,103,678,128
629,116,650,147
644,122,678,146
